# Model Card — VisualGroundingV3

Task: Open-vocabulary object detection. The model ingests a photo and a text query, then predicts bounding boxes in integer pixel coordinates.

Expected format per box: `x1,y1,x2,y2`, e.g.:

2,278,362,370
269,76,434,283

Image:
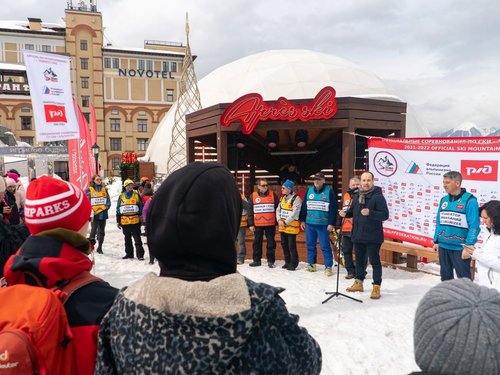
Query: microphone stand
322,197,362,304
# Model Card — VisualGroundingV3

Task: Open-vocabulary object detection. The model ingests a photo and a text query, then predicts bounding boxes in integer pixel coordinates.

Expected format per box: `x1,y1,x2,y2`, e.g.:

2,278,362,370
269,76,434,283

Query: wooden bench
381,240,438,270
380,240,475,280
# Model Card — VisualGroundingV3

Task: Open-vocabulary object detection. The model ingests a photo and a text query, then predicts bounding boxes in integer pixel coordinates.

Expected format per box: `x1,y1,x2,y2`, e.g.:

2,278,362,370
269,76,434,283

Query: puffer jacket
347,186,389,244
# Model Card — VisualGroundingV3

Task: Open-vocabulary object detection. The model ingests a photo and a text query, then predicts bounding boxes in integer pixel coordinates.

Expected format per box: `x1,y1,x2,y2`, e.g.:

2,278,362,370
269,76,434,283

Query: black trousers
89,219,106,251
280,232,299,268
122,223,145,258
253,226,276,263
341,234,356,276
354,242,382,285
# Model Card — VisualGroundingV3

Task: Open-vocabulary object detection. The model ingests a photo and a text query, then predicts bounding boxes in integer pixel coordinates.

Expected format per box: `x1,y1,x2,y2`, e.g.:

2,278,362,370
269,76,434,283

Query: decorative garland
120,161,139,182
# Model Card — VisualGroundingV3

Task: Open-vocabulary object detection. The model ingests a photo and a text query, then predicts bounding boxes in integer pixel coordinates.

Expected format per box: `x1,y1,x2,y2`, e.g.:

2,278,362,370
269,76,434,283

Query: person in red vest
338,177,360,279
248,179,278,268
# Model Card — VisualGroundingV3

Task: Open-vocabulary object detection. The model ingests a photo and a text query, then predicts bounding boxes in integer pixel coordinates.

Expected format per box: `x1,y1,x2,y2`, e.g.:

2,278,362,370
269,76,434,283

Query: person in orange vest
237,192,250,264
117,179,145,260
276,180,302,271
248,179,278,268
338,177,360,279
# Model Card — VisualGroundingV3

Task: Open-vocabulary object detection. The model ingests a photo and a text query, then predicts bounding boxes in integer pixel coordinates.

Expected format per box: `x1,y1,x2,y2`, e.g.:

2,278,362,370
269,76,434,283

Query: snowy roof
0,20,65,33
146,49,430,174
103,46,185,57
0,62,25,71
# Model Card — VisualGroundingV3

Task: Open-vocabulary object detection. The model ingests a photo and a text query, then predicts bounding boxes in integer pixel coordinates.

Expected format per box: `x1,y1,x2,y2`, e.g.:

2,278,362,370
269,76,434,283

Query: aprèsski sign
221,86,338,135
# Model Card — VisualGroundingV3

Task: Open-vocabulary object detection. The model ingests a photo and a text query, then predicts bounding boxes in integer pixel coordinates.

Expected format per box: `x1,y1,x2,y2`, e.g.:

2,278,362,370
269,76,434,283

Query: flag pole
70,57,85,190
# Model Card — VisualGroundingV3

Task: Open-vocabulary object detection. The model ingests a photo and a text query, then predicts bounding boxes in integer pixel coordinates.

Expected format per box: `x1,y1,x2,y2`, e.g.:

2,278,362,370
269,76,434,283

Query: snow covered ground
86,178,440,374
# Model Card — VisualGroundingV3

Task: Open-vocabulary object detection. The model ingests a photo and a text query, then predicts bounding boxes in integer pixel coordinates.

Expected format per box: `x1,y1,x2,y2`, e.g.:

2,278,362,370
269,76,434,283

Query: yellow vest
278,194,300,235
89,186,108,215
118,192,141,225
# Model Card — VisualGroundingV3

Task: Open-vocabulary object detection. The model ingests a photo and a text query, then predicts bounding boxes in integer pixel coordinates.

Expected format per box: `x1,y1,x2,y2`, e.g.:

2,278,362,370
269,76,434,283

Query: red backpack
0,272,100,375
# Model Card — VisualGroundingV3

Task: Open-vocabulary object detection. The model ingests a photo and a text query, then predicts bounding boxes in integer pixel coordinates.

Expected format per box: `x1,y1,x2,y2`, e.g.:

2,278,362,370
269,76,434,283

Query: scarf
358,186,375,205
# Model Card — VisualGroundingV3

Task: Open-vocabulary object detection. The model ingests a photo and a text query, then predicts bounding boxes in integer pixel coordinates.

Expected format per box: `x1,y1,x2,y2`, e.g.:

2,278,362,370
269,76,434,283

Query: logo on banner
374,151,397,177
405,161,422,174
42,86,64,96
461,160,498,181
44,104,67,123
43,68,58,82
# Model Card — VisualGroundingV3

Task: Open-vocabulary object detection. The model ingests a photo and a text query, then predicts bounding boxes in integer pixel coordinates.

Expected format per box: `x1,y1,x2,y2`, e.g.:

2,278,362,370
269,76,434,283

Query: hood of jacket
147,162,241,281
3,229,93,288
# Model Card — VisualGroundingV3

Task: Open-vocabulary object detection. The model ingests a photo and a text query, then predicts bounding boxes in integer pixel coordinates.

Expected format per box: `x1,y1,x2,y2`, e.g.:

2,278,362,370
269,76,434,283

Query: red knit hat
24,176,91,234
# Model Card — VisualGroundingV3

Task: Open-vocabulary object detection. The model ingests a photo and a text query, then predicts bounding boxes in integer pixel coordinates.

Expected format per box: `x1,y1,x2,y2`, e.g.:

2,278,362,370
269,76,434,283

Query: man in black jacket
340,171,389,299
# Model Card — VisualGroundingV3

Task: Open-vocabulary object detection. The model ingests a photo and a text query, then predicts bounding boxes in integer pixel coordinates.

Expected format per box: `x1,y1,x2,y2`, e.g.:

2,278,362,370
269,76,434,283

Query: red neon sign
220,86,337,135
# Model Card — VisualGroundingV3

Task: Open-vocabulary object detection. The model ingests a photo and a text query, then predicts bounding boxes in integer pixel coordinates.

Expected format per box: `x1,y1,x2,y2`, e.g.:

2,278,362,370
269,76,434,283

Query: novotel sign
220,86,338,134
118,69,175,79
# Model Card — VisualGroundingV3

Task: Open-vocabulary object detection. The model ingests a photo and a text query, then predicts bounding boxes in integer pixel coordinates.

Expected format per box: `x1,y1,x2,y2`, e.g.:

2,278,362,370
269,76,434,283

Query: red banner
220,86,338,134
68,100,93,190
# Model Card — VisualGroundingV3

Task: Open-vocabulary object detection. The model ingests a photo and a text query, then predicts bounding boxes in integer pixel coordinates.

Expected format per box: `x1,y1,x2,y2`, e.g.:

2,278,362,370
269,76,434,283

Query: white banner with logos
368,137,500,248
23,50,79,141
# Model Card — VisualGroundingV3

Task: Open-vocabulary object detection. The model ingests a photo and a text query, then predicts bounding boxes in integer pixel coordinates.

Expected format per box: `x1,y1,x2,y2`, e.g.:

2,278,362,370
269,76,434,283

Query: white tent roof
147,49,429,174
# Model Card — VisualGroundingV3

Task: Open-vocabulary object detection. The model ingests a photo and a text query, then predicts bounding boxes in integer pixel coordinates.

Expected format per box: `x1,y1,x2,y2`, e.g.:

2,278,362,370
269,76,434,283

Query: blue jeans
237,227,247,261
306,224,333,268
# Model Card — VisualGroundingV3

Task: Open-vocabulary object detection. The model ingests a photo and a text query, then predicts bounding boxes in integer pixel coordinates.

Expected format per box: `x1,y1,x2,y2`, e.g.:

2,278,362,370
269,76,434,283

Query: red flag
90,103,97,145
68,99,93,190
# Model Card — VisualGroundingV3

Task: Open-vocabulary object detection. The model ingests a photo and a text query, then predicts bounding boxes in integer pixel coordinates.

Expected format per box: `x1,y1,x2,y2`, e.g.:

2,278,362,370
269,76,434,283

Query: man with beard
340,171,389,299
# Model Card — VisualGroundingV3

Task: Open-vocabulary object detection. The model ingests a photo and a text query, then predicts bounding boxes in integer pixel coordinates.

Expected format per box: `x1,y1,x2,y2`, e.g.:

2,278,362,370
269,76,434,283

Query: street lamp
91,143,100,175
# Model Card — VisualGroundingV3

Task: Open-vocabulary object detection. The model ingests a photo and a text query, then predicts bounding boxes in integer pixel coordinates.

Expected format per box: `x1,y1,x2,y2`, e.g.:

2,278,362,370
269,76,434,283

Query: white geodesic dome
146,49,429,174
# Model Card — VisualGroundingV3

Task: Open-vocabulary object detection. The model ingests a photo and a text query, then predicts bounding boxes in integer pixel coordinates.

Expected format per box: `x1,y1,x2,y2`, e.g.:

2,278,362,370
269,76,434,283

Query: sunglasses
259,184,268,187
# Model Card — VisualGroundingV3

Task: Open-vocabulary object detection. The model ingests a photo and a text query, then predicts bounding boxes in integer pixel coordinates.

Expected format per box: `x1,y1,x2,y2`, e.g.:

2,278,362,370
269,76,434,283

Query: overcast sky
4,0,500,133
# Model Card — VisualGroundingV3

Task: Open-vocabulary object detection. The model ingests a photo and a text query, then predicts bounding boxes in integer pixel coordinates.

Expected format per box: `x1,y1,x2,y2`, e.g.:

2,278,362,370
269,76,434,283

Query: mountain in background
432,121,500,137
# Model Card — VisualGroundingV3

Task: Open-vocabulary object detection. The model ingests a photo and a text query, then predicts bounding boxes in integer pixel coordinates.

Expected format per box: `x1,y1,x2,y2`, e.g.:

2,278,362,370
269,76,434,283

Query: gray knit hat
414,278,500,374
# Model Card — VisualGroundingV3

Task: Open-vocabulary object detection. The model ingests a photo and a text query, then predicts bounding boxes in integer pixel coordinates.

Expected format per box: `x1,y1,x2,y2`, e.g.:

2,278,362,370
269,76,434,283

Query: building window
81,76,89,89
137,119,147,132
111,109,119,115
110,138,122,151
110,118,120,132
104,57,111,68
20,136,34,145
21,116,32,130
111,158,121,170
83,113,90,123
21,107,30,113
42,45,51,52
25,44,34,50
112,58,119,69
80,40,88,50
80,58,89,70
146,60,153,70
138,59,145,70
166,89,174,102
137,138,148,151
81,96,90,107
170,62,177,72
162,61,169,71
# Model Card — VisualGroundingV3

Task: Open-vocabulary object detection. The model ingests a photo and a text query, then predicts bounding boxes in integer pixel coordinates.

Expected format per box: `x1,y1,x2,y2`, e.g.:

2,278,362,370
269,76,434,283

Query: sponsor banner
23,50,79,141
368,137,500,247
68,101,93,190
